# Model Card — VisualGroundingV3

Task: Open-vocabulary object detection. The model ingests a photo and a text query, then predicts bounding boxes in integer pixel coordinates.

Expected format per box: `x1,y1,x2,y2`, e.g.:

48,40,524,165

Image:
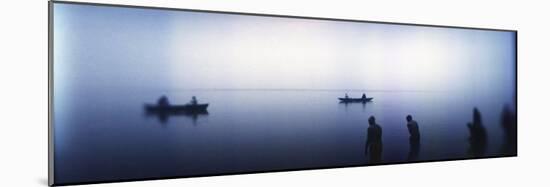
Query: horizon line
163,88,447,92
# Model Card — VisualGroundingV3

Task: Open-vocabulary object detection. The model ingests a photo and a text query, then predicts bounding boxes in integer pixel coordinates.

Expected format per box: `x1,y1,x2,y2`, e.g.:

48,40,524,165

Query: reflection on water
144,109,209,125
340,101,368,112
54,90,516,184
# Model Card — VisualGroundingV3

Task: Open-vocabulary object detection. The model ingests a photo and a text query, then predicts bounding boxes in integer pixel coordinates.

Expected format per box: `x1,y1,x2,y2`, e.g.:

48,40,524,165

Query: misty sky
54,3,516,94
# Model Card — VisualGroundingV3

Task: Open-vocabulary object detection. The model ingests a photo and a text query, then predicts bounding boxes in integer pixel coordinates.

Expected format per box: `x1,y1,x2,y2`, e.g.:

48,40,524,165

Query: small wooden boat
338,97,373,103
145,103,209,114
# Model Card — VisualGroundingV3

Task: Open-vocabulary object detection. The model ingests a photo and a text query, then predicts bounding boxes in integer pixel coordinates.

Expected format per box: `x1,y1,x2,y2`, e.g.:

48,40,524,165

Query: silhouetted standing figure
500,105,517,156
365,116,383,164
467,108,487,158
190,96,198,105
158,95,170,107
406,115,420,140
345,93,349,99
406,115,421,161
362,93,367,99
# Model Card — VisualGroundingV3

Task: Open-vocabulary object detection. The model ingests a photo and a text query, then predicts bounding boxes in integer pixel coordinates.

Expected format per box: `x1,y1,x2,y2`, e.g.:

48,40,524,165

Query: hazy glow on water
52,3,516,184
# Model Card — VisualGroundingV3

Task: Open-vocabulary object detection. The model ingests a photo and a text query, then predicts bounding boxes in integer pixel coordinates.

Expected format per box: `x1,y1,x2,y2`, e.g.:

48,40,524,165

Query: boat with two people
145,95,209,114
338,93,373,103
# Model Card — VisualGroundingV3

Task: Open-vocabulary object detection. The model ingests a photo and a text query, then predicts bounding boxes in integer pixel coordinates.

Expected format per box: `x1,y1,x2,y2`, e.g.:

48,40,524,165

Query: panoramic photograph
52,2,517,185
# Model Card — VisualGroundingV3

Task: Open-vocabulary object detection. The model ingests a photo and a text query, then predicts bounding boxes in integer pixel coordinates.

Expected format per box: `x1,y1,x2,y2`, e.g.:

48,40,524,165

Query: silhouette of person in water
406,115,420,161
158,95,170,106
467,108,487,158
190,96,198,105
365,116,383,164
362,93,367,99
406,115,420,140
500,105,517,156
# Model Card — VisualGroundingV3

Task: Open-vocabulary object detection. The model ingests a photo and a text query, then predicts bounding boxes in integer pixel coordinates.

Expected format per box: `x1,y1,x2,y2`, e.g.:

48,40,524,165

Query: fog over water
54,3,515,93
53,3,516,184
